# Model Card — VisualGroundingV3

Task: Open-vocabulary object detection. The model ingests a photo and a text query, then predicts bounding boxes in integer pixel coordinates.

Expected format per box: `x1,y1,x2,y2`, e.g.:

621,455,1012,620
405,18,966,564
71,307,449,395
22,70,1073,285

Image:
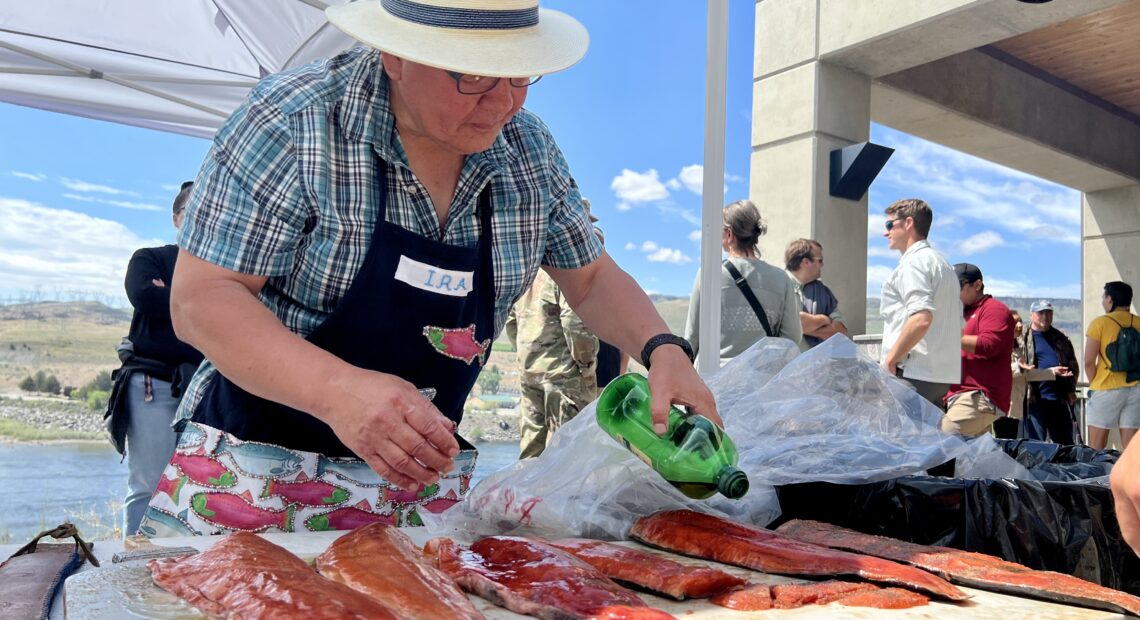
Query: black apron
193,165,496,457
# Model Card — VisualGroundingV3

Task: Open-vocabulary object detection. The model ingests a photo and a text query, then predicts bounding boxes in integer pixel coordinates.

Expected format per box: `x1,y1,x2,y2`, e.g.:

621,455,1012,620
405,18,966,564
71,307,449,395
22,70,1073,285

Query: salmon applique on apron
138,165,496,537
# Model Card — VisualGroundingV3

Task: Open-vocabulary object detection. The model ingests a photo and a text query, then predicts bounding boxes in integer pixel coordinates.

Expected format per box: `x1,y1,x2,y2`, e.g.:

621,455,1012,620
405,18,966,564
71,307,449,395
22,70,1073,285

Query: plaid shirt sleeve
537,126,602,270
177,98,311,277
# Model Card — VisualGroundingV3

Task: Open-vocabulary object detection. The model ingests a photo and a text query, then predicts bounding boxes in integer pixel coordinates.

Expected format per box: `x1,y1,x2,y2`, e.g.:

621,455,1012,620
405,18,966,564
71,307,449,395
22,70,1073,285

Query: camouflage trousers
518,377,597,459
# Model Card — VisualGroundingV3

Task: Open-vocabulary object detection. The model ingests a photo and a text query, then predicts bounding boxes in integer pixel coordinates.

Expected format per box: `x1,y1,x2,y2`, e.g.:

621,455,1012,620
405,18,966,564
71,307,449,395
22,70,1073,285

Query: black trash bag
773,439,1140,595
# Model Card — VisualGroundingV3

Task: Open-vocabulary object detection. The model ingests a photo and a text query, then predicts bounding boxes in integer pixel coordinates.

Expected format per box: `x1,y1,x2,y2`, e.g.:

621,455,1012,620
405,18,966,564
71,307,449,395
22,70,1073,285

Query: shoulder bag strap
723,260,774,338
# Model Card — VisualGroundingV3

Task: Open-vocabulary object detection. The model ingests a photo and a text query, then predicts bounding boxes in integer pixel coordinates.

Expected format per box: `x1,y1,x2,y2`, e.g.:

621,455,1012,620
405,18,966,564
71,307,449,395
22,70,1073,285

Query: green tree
477,364,501,394
90,370,113,392
18,376,36,392
43,374,61,395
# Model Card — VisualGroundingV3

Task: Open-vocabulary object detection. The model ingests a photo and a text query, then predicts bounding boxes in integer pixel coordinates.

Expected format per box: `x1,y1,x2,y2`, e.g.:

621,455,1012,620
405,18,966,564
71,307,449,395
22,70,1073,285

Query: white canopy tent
0,0,355,139
0,0,729,372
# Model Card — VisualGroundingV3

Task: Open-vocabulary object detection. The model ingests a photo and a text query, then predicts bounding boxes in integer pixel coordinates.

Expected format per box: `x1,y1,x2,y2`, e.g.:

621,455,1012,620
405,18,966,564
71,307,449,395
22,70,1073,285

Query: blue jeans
1023,398,1075,445
123,373,180,535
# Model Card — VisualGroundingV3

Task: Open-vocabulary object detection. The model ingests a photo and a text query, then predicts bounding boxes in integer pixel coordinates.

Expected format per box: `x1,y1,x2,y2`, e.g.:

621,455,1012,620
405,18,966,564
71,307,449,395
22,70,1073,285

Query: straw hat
326,0,589,78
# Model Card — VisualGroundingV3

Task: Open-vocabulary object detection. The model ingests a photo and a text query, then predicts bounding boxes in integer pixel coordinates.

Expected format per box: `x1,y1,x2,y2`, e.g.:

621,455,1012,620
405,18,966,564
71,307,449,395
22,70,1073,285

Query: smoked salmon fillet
424,536,676,619
546,538,746,600
148,531,397,619
777,519,1140,616
629,510,968,601
316,523,484,619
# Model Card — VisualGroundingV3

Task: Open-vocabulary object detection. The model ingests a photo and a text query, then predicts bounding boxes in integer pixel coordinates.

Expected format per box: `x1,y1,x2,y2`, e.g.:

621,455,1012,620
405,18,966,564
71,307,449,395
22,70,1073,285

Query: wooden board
63,530,1127,619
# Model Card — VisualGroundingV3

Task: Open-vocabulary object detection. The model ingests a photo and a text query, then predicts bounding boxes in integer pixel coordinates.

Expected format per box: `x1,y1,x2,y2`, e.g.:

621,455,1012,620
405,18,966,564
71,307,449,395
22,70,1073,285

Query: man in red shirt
943,264,1015,436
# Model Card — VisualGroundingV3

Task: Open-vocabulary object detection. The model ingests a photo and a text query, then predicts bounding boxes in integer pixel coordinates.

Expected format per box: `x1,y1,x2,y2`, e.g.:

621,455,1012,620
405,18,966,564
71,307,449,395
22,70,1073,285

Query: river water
0,440,519,543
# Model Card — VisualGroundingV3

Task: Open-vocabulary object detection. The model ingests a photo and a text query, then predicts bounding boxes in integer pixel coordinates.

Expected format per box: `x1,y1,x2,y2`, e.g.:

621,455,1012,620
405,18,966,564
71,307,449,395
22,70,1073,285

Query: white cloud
640,241,659,252
665,179,682,191
688,229,701,242
874,127,1081,245
866,265,895,293
610,169,669,210
12,171,46,182
867,246,895,258
0,197,161,302
952,231,1005,256
647,248,693,264
676,164,704,195
103,199,163,212
63,193,162,212
623,242,637,251
981,277,1081,299
59,177,131,195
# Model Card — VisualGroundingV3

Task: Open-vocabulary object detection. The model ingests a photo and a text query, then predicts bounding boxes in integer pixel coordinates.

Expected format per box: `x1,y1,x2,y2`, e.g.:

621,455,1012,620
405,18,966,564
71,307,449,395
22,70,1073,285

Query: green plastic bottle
595,373,749,500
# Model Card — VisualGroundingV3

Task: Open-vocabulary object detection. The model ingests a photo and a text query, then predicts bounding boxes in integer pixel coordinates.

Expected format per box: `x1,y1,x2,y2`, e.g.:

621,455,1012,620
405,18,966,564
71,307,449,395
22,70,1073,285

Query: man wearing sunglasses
879,199,963,411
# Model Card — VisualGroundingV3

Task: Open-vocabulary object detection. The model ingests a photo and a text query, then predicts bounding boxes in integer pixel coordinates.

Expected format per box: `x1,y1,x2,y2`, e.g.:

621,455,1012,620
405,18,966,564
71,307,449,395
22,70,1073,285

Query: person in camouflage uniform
506,267,600,459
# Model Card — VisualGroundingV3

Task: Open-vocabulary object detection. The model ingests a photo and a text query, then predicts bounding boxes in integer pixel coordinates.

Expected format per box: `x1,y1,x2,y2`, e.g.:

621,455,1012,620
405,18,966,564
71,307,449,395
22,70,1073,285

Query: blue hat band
381,0,539,30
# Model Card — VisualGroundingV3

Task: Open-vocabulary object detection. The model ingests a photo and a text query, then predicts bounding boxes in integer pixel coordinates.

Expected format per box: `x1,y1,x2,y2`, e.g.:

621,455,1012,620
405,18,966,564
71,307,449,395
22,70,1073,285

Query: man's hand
322,369,460,492
646,345,721,434
881,354,899,377
1051,366,1073,378
1112,439,1140,556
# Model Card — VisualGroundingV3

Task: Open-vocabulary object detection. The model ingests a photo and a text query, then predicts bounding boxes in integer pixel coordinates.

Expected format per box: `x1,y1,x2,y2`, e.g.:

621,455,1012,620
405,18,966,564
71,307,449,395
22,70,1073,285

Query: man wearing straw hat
138,0,716,536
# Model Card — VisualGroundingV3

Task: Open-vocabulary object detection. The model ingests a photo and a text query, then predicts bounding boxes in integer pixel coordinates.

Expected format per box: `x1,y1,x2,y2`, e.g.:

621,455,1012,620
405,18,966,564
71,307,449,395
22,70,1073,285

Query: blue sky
0,0,1080,307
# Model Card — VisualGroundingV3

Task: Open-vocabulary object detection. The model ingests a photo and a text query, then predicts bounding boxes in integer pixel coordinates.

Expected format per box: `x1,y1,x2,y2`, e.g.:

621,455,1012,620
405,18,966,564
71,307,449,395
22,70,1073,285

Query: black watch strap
640,333,695,369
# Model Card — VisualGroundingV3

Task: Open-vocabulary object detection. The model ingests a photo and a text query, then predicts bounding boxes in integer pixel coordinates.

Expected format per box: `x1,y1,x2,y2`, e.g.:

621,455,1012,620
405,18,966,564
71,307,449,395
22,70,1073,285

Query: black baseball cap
954,263,982,285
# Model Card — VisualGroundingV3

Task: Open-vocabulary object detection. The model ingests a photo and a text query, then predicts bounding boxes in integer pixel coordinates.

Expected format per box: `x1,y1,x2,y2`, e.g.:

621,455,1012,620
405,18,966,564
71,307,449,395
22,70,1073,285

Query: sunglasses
884,218,905,231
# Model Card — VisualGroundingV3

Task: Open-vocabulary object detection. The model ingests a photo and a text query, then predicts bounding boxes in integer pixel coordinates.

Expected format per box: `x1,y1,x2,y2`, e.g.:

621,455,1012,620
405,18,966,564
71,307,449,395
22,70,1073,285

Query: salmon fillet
771,580,878,608
710,583,772,610
148,531,397,619
546,538,746,600
836,587,930,609
316,523,484,619
777,519,1140,616
629,510,968,601
424,536,675,620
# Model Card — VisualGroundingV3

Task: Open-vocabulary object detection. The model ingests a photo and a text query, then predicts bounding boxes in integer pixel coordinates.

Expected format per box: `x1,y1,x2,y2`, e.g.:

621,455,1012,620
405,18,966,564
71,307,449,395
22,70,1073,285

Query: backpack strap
723,260,774,338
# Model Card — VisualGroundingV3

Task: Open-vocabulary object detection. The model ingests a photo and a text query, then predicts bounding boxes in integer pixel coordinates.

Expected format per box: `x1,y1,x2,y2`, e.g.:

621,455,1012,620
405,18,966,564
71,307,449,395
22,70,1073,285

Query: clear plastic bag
721,336,974,485
424,334,1012,540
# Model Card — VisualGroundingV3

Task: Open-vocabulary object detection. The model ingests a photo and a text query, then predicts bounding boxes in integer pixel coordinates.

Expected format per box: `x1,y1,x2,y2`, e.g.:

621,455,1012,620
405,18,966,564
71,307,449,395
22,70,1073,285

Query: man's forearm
551,254,671,360
173,280,352,421
961,334,978,354
800,311,829,335
813,320,847,340
885,311,932,366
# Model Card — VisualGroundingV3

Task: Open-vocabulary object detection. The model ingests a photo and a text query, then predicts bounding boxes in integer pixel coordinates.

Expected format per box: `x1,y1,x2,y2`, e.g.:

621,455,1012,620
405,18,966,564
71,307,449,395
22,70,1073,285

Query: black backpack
1105,315,1140,382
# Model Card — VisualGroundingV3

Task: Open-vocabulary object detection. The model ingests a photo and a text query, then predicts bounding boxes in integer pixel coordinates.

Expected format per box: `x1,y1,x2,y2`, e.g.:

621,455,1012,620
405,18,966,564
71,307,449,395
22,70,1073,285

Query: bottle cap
717,467,749,499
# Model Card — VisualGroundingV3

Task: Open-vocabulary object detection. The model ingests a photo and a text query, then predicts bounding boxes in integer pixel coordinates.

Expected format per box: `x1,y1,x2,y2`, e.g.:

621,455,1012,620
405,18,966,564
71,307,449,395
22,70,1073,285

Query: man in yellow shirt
1084,281,1140,450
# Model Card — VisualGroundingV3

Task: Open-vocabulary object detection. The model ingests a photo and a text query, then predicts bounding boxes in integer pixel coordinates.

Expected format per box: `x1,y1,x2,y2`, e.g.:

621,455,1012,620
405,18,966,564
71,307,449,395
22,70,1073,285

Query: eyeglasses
885,218,905,231
445,71,541,95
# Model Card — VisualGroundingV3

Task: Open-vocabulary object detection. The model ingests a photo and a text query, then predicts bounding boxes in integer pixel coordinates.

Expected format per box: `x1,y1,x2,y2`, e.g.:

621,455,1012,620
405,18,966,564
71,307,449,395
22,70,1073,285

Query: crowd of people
676,196,1138,451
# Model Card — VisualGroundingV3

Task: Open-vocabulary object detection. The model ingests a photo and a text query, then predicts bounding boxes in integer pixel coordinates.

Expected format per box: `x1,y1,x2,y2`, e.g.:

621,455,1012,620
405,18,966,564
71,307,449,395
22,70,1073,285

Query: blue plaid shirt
175,47,601,420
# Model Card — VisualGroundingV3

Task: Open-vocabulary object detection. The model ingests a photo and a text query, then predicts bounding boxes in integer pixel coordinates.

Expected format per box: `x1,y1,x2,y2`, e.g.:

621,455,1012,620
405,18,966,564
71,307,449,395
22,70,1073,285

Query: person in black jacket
112,181,204,535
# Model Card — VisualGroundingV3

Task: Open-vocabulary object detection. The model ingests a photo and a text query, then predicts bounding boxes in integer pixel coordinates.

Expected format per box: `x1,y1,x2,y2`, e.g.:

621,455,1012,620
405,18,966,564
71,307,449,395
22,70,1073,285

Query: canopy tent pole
0,39,232,119
696,0,728,375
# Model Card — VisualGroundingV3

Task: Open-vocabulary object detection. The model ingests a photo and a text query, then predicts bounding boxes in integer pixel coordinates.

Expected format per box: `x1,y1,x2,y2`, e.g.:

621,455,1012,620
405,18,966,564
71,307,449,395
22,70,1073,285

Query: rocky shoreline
0,398,105,436
0,396,522,444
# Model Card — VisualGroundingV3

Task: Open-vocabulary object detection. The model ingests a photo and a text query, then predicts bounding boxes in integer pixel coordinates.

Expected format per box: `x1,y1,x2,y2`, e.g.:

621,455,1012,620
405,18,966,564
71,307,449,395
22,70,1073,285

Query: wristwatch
640,333,695,369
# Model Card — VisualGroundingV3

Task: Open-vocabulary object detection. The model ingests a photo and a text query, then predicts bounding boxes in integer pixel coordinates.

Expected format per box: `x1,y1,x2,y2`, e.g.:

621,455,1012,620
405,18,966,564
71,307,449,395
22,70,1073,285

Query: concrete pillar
752,1,872,334
1082,185,1140,332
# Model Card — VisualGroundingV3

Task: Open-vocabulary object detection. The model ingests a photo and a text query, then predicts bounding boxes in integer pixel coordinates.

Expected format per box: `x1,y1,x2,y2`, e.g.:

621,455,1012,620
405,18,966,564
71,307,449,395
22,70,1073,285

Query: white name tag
394,255,474,297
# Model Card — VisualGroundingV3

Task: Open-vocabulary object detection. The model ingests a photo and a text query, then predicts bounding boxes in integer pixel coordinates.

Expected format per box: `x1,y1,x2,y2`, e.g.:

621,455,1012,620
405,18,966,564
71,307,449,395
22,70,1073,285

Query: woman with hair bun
684,200,802,365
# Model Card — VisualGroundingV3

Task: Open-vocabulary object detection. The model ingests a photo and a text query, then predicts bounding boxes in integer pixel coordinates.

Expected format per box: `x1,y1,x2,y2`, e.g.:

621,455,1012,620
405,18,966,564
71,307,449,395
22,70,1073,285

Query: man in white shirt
880,198,963,409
